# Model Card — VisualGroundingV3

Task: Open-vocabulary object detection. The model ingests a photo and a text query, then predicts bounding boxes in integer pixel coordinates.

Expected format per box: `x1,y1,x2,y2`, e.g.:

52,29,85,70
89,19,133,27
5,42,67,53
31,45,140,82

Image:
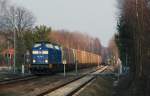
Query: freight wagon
30,42,101,74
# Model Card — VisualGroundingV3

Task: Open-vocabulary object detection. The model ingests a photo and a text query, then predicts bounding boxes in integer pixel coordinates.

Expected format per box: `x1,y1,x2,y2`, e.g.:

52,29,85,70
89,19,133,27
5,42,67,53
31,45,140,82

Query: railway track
0,75,37,85
0,66,108,96
41,66,108,96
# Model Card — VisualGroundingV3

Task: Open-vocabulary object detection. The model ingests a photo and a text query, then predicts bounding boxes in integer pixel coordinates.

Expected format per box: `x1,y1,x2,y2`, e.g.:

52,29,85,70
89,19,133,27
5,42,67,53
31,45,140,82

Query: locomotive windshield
33,43,41,48
45,43,53,48
54,46,60,50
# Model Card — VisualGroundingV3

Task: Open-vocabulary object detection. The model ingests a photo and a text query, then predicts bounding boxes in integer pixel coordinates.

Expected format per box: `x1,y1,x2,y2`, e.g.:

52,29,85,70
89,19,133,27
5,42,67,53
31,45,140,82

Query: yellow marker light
42,51,48,54
32,51,38,54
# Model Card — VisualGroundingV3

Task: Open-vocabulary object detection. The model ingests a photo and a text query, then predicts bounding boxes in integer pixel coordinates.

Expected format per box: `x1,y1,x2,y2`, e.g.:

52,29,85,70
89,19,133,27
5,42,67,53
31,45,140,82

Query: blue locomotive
30,42,101,74
30,42,64,74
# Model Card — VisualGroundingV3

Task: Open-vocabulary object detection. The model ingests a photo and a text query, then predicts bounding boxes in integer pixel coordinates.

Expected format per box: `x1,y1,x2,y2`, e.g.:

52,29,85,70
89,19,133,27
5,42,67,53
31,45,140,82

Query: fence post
63,60,66,77
22,64,25,75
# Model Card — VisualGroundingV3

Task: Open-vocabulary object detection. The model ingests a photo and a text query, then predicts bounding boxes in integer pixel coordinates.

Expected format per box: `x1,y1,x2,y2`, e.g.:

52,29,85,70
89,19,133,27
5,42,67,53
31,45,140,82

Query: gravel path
0,67,97,96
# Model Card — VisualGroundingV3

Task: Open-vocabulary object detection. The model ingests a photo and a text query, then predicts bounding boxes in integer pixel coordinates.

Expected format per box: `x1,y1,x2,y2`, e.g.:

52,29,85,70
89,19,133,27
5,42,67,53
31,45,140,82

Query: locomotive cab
30,42,62,74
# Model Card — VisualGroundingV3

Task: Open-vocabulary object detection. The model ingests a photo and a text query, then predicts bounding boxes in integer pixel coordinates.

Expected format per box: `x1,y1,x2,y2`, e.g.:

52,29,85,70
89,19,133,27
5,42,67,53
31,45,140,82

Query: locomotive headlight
42,51,48,54
33,59,36,63
45,59,48,63
32,51,38,54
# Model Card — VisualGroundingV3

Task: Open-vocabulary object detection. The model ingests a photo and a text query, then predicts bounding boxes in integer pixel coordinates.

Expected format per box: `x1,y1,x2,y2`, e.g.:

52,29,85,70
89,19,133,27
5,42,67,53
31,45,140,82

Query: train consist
30,42,102,74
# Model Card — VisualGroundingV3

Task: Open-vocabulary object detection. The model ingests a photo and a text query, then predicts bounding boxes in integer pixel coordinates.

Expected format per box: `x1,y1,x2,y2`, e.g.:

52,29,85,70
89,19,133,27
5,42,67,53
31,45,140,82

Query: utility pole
76,40,79,74
139,0,144,77
63,60,66,77
13,14,17,73
13,28,16,73
7,41,11,70
135,0,144,77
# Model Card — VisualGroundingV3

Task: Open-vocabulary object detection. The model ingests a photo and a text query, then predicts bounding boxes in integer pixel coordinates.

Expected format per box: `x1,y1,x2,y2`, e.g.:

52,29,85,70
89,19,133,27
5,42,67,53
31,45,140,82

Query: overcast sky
12,0,117,47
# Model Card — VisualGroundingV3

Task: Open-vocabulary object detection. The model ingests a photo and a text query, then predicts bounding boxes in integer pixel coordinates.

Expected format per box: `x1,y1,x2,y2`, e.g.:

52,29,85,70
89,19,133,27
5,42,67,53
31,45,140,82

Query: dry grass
78,76,113,96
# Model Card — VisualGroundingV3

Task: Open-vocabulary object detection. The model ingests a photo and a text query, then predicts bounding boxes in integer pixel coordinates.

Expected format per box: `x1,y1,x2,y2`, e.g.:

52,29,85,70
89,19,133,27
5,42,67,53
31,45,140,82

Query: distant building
0,48,14,66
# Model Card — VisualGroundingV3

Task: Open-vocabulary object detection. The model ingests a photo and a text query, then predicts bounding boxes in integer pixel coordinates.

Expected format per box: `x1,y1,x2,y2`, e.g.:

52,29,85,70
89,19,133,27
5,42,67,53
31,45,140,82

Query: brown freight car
74,49,101,67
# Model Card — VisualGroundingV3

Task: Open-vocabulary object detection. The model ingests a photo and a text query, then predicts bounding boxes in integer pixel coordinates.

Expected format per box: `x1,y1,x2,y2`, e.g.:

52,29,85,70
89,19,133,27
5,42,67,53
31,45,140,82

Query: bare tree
0,0,9,16
0,1,35,38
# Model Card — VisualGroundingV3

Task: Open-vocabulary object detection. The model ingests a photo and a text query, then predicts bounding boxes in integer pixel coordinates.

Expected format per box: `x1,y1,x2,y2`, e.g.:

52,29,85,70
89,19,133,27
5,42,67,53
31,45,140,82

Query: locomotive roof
34,41,61,46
